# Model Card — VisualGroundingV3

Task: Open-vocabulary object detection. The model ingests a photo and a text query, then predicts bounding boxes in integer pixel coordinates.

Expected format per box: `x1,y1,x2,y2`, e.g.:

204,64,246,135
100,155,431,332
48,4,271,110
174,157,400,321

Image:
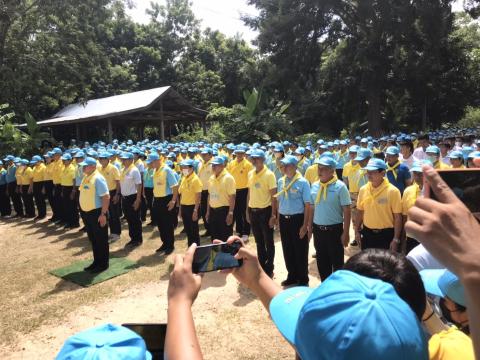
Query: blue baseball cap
354,148,373,161
146,153,160,164
20,159,30,165
61,153,72,161
120,152,134,160
78,157,97,167
410,160,432,173
180,159,195,167
52,147,63,155
363,158,387,171
273,144,285,153
56,323,151,360
447,150,463,159
385,146,400,156
250,149,266,160
348,145,359,153
98,151,111,159
210,156,225,165
420,269,465,307
200,147,212,155
234,145,247,154
269,270,427,360
294,147,305,155
280,155,298,167
74,151,85,158
426,145,440,155
314,156,337,168
467,150,480,159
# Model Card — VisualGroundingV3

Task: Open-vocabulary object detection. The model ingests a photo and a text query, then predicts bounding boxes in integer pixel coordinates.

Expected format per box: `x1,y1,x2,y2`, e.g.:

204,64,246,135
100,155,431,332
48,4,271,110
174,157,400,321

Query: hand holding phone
192,241,243,273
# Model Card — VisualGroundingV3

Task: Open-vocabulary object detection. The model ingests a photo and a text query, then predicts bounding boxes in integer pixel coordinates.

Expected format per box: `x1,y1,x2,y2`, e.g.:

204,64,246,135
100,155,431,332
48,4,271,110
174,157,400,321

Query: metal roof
19,86,207,127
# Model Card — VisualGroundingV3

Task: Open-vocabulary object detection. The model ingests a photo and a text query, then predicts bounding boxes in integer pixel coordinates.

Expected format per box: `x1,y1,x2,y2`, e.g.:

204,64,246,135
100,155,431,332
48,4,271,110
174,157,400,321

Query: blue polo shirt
311,179,351,225
75,165,84,187
386,163,411,194
335,151,349,170
277,176,311,215
143,168,154,189
6,165,16,183
0,169,6,185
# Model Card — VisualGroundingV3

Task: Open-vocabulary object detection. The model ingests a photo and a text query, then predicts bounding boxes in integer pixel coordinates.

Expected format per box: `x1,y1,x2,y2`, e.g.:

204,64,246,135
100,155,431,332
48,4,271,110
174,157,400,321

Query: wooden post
160,100,165,141
202,117,207,136
108,118,113,143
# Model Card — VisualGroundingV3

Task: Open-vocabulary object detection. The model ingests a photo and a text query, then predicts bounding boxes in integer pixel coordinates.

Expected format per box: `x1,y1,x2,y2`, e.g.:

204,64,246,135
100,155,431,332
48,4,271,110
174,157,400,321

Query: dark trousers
406,236,419,254
32,181,46,217
200,190,209,233
7,181,23,216
209,206,233,242
140,192,147,222
154,195,175,250
52,184,63,220
336,169,343,179
21,185,35,217
62,186,79,226
44,180,54,215
122,194,142,243
0,184,9,216
144,187,155,224
181,205,200,246
82,208,109,268
313,223,344,281
279,214,309,284
234,188,250,236
249,206,275,275
361,226,394,250
108,190,121,235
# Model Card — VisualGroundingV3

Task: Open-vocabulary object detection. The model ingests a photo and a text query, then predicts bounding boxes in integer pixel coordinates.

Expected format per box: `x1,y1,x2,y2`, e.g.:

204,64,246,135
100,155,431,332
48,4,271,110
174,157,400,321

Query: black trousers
313,223,344,281
181,205,200,246
7,181,23,216
209,206,233,242
122,194,143,243
279,214,309,284
234,188,250,236
140,191,147,222
361,226,394,250
0,184,9,216
21,185,35,217
336,169,343,179
62,186,79,226
108,190,121,235
154,195,175,250
249,206,275,275
32,181,46,217
44,180,54,215
52,184,63,220
200,190,209,233
81,208,109,268
406,236,419,254
144,187,155,224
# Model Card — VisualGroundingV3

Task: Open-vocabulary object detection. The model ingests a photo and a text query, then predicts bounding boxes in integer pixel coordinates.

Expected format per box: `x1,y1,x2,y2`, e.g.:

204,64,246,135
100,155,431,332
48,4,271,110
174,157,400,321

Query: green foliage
458,106,480,128
171,123,227,143
0,105,27,156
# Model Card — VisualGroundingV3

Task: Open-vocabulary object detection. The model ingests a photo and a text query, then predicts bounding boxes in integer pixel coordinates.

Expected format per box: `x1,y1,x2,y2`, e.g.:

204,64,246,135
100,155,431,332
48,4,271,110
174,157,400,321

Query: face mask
274,152,282,159
182,169,191,176
427,155,438,163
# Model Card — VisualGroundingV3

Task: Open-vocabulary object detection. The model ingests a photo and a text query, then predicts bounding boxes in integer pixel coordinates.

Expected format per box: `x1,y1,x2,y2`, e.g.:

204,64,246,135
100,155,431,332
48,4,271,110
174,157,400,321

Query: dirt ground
0,213,357,359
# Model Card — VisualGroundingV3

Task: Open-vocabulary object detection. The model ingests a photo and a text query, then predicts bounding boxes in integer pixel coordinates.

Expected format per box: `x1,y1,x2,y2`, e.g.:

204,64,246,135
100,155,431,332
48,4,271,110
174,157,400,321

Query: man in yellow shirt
43,152,56,220
98,152,121,242
50,148,64,223
60,153,79,229
30,155,47,220
447,150,465,169
18,159,35,218
355,159,402,251
207,156,236,242
198,148,213,237
227,145,253,242
247,149,277,277
179,159,203,246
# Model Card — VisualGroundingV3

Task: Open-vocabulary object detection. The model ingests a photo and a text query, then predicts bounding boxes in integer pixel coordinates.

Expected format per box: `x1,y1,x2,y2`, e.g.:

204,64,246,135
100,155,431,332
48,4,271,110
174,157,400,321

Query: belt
250,207,269,212
314,223,343,231
280,214,303,219
363,226,392,234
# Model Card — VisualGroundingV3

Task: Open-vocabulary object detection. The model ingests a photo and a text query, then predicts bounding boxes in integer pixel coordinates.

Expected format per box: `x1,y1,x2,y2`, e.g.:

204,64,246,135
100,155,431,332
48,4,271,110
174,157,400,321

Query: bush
458,106,480,128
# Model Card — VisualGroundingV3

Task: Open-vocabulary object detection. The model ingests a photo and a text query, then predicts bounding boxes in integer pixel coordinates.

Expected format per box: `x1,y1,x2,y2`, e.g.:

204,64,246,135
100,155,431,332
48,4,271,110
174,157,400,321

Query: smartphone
192,242,243,273
424,169,480,220
122,323,167,360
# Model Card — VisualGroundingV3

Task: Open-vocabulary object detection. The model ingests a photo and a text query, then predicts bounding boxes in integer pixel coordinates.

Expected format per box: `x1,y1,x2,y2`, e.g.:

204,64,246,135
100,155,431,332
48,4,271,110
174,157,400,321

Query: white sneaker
241,235,249,243
109,234,120,243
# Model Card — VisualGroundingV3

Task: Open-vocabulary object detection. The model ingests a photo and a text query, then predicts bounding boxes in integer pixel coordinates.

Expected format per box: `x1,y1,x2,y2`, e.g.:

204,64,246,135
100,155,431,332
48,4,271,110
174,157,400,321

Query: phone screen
427,169,480,219
122,323,167,360
192,242,243,273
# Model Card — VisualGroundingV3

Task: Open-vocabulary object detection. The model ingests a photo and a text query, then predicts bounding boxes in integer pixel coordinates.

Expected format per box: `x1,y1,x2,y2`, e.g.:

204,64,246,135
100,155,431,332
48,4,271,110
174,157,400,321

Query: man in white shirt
399,139,417,169
119,152,143,248
412,134,429,161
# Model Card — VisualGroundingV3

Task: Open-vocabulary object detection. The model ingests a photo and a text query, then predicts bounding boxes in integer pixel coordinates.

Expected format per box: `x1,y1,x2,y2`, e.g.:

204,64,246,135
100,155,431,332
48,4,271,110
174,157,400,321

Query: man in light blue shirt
309,156,351,281
276,155,311,287
4,155,23,217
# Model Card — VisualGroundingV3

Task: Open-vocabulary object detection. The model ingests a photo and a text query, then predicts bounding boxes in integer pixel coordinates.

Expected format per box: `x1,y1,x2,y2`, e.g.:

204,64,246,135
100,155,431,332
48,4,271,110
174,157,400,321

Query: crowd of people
3,129,480,359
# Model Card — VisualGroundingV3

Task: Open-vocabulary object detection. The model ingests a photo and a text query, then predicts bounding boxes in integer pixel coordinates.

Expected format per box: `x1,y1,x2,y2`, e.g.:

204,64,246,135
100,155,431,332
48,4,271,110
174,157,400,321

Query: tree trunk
367,83,381,136
0,14,11,69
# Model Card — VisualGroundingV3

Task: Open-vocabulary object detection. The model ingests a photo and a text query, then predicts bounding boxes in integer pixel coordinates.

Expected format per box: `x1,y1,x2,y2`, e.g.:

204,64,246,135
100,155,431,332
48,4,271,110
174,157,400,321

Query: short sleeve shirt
311,180,351,225
120,164,142,196
208,169,236,208
99,163,121,191
227,158,254,189
79,170,109,212
304,164,319,184
32,163,46,182
247,166,277,208
143,168,154,188
401,184,420,216
153,165,179,198
277,176,311,215
386,163,411,194
60,163,76,186
179,172,203,205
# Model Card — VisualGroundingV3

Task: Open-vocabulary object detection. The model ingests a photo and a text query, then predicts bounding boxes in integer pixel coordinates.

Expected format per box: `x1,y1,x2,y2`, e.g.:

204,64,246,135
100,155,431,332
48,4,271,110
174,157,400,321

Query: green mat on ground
50,257,139,287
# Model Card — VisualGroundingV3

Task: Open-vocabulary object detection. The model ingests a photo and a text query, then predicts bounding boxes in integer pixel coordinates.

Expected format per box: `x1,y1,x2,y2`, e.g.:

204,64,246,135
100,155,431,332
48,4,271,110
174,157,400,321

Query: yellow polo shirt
346,163,364,193
198,159,213,191
52,160,64,184
434,161,451,170
357,179,402,229
342,160,354,178
304,164,318,184
208,169,236,208
17,167,33,185
179,172,203,206
402,184,420,216
227,158,253,189
32,163,46,182
60,163,76,186
99,163,120,191
45,162,55,181
247,166,277,208
79,170,109,212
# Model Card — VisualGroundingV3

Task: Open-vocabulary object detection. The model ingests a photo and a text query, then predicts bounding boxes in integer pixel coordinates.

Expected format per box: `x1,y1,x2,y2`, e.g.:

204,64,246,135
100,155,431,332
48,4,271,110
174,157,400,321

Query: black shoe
298,282,309,287
90,265,109,273
84,263,96,271
156,245,167,253
79,226,86,232
48,217,57,222
350,240,359,247
179,227,186,234
25,214,36,219
64,224,80,229
12,214,23,218
164,248,174,255
125,241,142,249
281,279,298,287
147,221,156,226
34,215,46,221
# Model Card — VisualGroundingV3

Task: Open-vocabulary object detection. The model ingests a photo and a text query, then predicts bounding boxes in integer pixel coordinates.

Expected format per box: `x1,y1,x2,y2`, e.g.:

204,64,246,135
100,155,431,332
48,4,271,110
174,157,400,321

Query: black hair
344,249,426,320
418,133,429,141
401,141,414,154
